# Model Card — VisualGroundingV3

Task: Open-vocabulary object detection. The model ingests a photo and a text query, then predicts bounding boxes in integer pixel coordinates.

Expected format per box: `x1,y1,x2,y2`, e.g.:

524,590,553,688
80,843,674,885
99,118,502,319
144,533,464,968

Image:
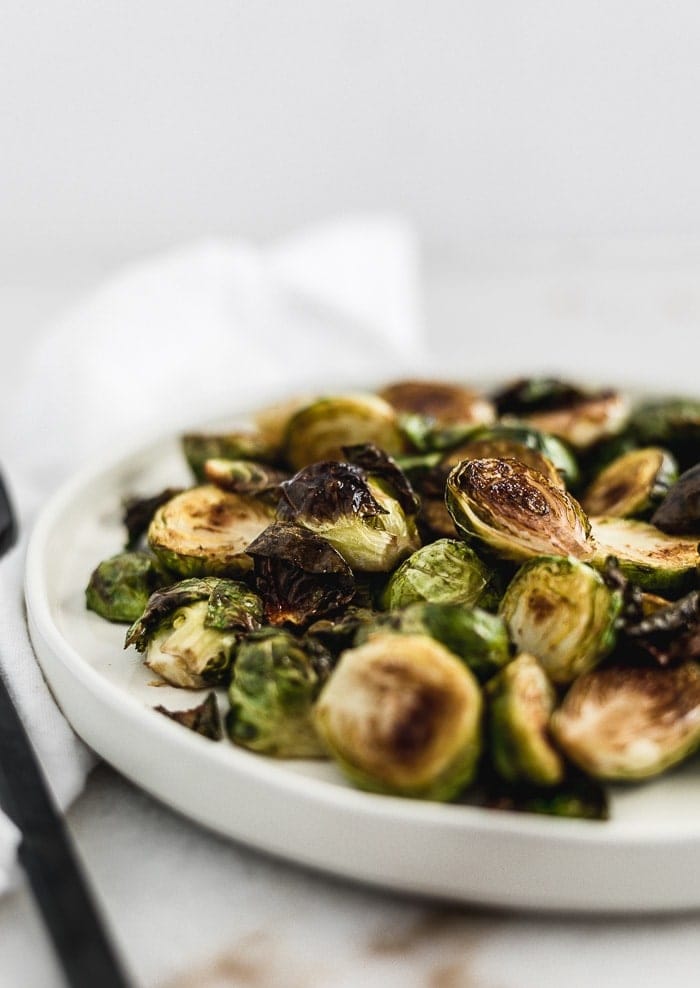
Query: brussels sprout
122,488,184,550
203,458,288,502
446,458,593,563
125,577,263,688
277,461,420,572
499,556,621,684
651,464,700,534
155,692,223,740
442,424,579,489
314,633,482,800
581,447,678,519
86,551,172,623
379,379,495,453
357,603,512,683
246,522,355,627
487,653,564,786
182,430,279,481
590,517,700,595
380,539,501,611
283,394,406,471
493,377,595,415
147,485,275,576
551,663,700,781
379,379,496,426
305,605,378,656
495,379,629,450
628,398,700,469
227,629,330,757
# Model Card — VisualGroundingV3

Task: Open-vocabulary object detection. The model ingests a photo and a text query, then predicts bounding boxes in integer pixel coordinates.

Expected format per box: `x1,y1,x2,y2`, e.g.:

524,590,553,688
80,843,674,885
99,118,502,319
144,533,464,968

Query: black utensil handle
0,672,132,988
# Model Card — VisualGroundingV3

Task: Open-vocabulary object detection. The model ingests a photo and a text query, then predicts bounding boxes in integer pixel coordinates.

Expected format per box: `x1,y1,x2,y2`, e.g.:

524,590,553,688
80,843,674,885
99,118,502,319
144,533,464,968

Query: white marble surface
2,243,700,987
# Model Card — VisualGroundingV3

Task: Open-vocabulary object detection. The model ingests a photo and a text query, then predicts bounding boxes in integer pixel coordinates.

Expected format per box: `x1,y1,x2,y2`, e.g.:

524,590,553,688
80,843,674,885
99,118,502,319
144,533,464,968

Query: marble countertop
1,242,700,987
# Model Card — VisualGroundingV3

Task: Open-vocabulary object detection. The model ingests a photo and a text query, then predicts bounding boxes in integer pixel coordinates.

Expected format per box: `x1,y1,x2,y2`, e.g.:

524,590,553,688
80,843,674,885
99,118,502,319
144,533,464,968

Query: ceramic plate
25,409,700,914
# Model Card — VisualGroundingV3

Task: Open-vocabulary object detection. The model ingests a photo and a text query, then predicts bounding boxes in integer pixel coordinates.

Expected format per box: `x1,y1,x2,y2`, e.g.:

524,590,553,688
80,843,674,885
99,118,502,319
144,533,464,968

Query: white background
3,1,700,270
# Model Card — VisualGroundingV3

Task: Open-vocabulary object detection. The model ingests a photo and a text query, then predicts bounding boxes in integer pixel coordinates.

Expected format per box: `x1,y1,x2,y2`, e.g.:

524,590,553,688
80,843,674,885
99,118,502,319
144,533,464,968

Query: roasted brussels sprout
277,461,420,572
147,485,275,576
590,517,700,595
446,458,593,563
314,633,482,799
155,692,223,740
499,556,621,684
581,447,677,519
283,394,406,471
203,459,288,500
182,430,279,481
495,379,629,450
487,653,564,786
379,379,495,427
246,522,355,626
125,577,263,688
85,551,172,623
551,663,700,780
628,398,700,470
651,464,700,535
227,629,330,757
357,603,512,683
380,380,495,452
380,539,501,611
441,424,579,489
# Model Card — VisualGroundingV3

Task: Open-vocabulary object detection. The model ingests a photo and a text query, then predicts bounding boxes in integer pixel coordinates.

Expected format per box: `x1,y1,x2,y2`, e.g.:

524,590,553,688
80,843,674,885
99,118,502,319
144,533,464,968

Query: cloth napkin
0,215,422,893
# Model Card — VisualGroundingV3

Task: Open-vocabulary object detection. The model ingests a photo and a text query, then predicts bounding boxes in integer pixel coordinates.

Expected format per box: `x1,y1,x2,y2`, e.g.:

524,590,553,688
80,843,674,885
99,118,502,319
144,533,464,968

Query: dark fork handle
0,672,132,988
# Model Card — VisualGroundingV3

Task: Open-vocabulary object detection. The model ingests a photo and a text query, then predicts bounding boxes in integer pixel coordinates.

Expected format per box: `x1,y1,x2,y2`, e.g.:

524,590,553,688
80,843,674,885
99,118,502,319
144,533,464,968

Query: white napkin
0,215,422,893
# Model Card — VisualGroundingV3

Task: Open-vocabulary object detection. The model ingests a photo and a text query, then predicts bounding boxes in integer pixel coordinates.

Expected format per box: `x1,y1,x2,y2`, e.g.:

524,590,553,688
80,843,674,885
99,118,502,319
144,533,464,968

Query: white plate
25,416,700,915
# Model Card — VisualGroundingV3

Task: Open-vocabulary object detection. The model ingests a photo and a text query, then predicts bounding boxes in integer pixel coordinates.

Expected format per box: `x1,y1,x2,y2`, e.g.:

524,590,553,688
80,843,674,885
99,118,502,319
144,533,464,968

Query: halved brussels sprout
203,458,288,499
314,633,482,799
651,464,700,535
590,517,700,595
283,394,406,471
496,379,629,450
357,603,512,683
446,458,593,563
86,551,172,623
182,430,279,481
277,461,420,572
628,398,700,469
252,394,313,449
380,380,495,452
441,424,579,489
227,629,330,757
380,539,501,611
125,577,263,688
581,447,677,519
379,379,495,426
499,557,620,684
551,663,700,780
246,522,355,627
487,653,564,786
147,485,275,576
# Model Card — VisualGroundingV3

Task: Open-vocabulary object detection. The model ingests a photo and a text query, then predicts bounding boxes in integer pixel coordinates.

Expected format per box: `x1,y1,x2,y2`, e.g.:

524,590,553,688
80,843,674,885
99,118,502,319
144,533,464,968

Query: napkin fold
0,216,422,893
